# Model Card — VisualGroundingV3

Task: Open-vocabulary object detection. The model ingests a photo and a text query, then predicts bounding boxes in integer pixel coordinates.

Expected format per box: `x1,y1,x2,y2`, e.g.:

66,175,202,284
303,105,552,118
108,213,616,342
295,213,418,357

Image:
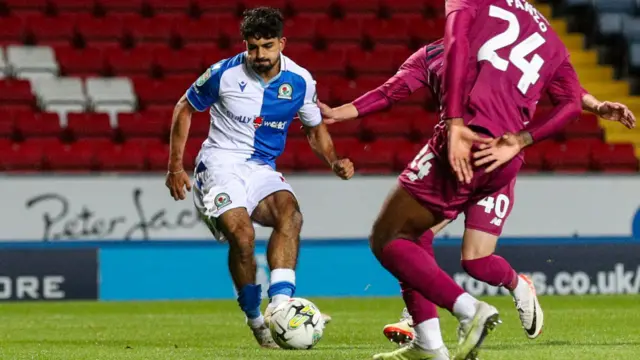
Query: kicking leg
252,191,302,317
371,185,499,360
217,208,278,348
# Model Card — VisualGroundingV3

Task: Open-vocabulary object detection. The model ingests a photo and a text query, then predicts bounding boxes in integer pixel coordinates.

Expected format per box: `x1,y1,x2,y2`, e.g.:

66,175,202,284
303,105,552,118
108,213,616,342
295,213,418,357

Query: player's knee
368,223,392,258
228,226,256,259
274,202,303,234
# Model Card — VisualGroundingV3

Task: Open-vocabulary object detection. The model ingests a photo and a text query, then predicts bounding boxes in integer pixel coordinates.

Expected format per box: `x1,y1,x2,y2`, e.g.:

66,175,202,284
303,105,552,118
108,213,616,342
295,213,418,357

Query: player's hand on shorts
597,101,636,129
473,132,523,173
447,119,492,184
331,158,355,180
165,169,192,201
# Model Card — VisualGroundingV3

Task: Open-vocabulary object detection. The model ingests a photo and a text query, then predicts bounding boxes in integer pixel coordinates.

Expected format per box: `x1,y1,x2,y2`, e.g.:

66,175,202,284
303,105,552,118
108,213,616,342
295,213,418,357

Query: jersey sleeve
297,74,322,127
524,59,582,142
353,47,431,117
441,0,479,120
186,62,224,112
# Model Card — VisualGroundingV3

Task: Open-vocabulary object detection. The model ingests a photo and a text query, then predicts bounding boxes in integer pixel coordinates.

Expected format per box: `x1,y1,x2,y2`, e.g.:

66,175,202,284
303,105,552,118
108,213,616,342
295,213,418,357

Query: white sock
511,276,530,300
452,293,478,321
247,314,265,329
414,318,444,350
269,268,296,307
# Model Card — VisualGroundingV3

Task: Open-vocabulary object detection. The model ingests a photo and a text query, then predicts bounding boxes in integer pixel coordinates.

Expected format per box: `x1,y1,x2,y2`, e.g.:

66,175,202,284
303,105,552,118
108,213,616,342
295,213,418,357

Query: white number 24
477,5,546,95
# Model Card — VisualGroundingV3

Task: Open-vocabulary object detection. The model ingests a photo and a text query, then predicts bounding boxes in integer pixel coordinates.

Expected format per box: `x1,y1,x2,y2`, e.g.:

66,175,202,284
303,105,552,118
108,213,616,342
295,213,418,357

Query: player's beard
251,57,279,75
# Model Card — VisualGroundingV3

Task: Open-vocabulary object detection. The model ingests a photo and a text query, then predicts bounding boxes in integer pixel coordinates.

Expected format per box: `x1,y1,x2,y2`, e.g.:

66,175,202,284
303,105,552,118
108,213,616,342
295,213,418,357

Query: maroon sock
380,237,464,312
400,230,438,324
461,254,519,291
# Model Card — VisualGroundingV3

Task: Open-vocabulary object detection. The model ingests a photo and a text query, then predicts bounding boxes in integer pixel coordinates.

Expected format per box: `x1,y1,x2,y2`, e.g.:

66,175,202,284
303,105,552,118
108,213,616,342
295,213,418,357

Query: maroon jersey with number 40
441,0,582,140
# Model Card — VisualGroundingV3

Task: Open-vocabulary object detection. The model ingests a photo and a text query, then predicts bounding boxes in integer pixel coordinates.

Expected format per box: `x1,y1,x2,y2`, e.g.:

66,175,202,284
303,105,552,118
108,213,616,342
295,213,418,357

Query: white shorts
193,159,295,241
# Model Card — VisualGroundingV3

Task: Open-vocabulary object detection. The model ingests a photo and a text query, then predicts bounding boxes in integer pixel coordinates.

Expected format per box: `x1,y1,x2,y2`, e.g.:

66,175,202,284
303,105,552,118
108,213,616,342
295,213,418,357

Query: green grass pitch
0,296,638,359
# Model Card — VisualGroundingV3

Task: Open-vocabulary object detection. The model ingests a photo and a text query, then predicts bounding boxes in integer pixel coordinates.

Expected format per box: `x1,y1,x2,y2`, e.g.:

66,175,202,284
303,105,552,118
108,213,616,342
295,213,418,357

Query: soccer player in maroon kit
320,0,636,359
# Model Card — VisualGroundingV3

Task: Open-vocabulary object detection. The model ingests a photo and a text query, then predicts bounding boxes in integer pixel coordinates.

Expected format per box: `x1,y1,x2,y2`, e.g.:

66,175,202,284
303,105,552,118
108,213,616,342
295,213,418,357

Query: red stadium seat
194,0,238,13
0,17,27,44
347,47,398,74
74,137,114,151
408,18,443,42
117,110,169,139
51,0,97,13
15,112,62,139
292,139,330,171
382,0,426,13
288,0,335,12
97,142,146,171
349,140,396,174
0,80,34,108
184,44,227,67
24,14,75,44
97,0,144,13
276,147,296,173
283,15,320,43
175,17,220,44
331,76,388,104
363,17,410,43
154,47,204,76
522,140,554,171
0,141,44,172
544,140,592,173
55,46,106,76
291,47,348,75
326,120,361,138
563,113,603,139
146,141,170,170
335,0,380,13
361,113,413,139
75,15,125,44
408,110,439,139
0,114,15,139
144,0,192,14
66,112,114,138
216,14,244,42
107,47,155,75
124,14,176,44
45,141,97,171
287,118,306,138
592,143,639,172
316,16,367,42
4,0,47,11
241,0,287,10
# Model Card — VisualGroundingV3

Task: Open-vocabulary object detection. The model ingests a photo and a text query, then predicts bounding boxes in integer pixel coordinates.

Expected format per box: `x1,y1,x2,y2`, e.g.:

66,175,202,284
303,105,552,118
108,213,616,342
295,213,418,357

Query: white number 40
477,5,546,95
477,194,510,226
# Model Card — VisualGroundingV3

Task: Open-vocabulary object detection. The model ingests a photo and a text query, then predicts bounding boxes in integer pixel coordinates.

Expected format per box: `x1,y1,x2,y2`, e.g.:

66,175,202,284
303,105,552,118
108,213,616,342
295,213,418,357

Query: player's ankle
247,314,265,329
452,293,478,321
268,268,296,308
414,318,444,350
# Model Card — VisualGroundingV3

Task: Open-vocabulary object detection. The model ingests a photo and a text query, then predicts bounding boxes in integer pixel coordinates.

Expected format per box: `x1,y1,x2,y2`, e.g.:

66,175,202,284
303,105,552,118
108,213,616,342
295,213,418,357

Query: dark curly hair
240,7,284,40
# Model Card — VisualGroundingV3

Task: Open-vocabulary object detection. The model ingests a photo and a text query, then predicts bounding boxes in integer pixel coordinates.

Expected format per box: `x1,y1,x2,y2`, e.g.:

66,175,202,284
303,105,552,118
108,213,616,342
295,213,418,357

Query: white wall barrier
0,175,638,241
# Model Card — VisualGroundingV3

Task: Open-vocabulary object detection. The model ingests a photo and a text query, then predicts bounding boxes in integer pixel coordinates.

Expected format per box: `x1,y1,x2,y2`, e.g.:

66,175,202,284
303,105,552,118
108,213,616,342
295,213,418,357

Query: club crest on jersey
214,193,232,210
196,68,212,86
253,116,263,129
278,83,293,100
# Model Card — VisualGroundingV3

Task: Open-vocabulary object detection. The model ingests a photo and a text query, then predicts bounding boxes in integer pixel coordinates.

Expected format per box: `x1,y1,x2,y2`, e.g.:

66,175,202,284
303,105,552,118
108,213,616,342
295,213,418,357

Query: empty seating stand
0,0,635,173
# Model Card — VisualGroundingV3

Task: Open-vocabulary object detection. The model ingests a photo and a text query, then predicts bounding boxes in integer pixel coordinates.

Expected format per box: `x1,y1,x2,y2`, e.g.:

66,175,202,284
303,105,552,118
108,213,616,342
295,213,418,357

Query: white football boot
248,321,279,349
383,308,416,346
513,274,544,339
453,301,501,360
373,343,450,360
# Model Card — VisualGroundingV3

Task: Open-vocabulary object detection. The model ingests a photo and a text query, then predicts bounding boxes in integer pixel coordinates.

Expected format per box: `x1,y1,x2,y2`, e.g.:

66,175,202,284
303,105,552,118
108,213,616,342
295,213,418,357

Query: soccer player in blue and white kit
164,7,354,348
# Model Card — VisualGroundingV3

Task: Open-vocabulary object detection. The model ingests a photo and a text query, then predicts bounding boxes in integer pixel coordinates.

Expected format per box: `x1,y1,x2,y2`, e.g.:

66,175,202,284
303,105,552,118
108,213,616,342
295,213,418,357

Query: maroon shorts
398,143,521,237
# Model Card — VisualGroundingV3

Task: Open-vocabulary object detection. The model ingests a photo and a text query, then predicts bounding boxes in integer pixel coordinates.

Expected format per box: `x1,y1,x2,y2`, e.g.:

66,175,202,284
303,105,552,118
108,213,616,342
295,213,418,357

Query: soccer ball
269,297,325,350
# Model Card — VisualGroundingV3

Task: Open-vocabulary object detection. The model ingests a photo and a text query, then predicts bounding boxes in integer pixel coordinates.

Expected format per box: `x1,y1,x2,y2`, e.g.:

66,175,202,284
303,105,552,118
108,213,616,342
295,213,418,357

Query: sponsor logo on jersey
196,68,212,86
224,109,254,123
253,116,263,129
214,193,232,210
278,83,293,100
239,80,247,92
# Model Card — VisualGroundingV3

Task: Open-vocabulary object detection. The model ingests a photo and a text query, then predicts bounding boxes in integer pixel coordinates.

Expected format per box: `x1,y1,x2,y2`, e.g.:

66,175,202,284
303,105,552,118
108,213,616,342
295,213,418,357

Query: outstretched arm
581,92,636,129
321,47,432,123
